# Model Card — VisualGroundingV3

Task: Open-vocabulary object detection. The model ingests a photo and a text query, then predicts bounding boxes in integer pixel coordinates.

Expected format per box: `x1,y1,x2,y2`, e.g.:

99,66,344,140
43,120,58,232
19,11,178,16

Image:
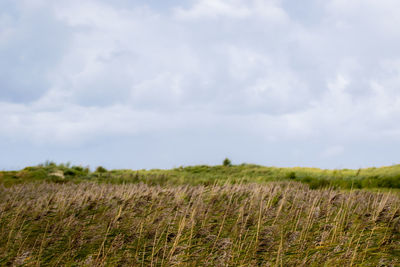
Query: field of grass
0,163,399,266
1,182,399,266
1,162,400,189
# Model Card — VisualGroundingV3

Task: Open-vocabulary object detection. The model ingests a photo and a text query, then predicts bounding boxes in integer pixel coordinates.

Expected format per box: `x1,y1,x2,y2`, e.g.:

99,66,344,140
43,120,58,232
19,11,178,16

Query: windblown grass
0,182,399,266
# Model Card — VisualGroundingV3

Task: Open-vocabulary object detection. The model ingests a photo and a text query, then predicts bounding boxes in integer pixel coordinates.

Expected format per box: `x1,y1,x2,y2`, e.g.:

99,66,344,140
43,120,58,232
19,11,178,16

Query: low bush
95,166,107,173
223,158,232,167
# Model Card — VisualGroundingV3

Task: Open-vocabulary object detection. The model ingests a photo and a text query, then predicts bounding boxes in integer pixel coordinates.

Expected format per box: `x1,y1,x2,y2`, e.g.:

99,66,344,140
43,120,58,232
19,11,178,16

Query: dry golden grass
0,182,399,266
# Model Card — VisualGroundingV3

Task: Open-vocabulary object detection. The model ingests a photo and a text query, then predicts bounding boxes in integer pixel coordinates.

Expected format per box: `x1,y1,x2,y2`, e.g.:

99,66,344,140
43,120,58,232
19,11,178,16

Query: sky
1,0,400,170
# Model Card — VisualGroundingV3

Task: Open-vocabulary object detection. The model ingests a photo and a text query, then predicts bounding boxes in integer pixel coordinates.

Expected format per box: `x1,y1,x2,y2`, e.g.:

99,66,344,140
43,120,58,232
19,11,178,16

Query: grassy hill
0,181,399,266
1,162,400,189
0,162,399,265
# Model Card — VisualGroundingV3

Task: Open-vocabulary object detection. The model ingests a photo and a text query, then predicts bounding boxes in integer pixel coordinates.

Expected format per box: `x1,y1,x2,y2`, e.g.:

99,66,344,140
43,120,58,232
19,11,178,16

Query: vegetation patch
1,162,399,265
2,162,400,189
0,182,398,266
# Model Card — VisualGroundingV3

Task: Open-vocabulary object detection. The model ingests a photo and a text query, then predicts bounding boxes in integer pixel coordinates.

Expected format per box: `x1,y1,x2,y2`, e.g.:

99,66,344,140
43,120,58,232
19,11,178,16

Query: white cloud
173,0,251,19
1,0,400,169
174,0,288,22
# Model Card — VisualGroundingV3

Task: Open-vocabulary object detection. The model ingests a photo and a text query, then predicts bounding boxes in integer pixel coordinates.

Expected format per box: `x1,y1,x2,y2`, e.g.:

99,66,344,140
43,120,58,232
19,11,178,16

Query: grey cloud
0,1,72,103
1,0,400,170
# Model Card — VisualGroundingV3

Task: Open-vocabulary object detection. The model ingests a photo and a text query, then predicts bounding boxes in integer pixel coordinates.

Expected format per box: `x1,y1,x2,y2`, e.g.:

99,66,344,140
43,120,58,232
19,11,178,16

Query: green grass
1,162,400,189
0,182,399,266
1,162,399,265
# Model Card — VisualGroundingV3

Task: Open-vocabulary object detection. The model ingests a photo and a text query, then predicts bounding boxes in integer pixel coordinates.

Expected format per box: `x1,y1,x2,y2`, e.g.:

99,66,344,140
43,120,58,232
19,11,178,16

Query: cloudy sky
1,0,400,170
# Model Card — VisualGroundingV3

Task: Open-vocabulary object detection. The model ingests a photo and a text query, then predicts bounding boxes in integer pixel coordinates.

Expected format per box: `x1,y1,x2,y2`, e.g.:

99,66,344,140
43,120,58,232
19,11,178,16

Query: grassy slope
1,182,399,266
1,163,400,189
1,163,400,266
